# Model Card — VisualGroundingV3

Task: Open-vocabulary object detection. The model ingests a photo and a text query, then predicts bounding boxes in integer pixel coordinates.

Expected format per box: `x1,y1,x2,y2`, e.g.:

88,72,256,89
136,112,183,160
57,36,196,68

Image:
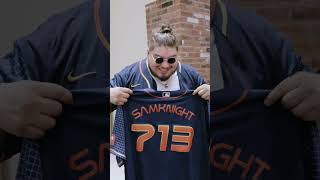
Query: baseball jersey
210,89,316,180
39,88,109,180
111,90,209,180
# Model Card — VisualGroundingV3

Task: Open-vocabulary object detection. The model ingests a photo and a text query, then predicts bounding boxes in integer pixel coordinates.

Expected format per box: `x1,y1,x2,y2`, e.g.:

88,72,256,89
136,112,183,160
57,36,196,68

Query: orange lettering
98,143,108,173
252,158,271,180
68,149,98,180
210,143,234,171
149,104,159,113
131,109,140,119
227,148,255,179
158,125,169,151
131,124,155,152
171,126,194,152
141,106,149,117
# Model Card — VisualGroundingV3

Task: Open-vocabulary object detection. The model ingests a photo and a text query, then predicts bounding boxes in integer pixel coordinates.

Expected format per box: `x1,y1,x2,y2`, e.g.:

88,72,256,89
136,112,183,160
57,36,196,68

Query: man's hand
110,87,133,106
193,84,210,101
264,72,320,121
0,81,73,139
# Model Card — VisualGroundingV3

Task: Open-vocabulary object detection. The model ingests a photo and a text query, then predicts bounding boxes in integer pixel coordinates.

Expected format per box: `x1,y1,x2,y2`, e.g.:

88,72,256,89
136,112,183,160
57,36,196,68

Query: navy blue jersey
212,1,312,89
1,0,110,166
39,88,109,180
112,90,209,180
110,59,206,112
210,89,315,180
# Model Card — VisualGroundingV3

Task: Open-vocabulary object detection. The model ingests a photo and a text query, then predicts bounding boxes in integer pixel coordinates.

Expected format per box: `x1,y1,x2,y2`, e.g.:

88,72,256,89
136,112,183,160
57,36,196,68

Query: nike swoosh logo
130,84,141,89
67,71,97,82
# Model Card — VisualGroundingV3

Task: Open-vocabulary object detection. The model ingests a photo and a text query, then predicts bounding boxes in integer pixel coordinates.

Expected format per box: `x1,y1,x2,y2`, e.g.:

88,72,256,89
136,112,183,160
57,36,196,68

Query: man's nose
161,61,170,68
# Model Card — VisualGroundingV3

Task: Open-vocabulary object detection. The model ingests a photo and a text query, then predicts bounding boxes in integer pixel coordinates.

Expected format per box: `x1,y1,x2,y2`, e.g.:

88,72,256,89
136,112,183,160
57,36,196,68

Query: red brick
146,0,210,81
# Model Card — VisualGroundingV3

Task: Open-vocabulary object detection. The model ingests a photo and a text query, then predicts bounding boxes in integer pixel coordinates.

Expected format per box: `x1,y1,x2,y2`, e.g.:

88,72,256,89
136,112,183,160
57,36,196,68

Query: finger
22,126,45,139
39,98,63,117
119,98,128,103
197,89,207,96
33,82,73,104
121,92,130,99
203,91,210,99
193,86,202,95
264,76,299,106
32,114,56,130
201,93,210,100
281,87,307,109
291,95,319,118
121,88,133,94
303,108,319,121
117,102,124,106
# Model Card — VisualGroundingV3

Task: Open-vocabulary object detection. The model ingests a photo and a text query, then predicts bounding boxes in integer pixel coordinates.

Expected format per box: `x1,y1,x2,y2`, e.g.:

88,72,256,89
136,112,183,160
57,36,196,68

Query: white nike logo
130,84,141,89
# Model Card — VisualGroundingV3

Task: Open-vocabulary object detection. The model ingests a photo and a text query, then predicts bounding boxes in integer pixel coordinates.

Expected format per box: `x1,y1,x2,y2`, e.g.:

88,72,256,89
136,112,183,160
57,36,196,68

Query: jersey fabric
110,59,206,112
0,0,110,178
112,90,209,180
212,0,313,89
210,89,316,180
0,0,109,168
213,1,320,179
39,88,109,180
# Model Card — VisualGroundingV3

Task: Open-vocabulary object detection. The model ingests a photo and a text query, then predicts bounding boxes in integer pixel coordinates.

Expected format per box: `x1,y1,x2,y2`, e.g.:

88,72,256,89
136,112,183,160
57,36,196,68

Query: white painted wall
110,0,154,77
110,1,154,179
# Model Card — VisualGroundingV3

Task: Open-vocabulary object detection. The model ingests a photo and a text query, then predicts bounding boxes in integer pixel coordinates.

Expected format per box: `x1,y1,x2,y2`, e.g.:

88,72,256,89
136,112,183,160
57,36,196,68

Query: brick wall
229,0,320,70
145,0,211,82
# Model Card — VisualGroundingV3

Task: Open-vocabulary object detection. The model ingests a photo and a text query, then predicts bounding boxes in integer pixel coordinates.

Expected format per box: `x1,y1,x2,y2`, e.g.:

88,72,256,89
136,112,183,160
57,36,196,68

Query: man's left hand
264,72,320,121
193,84,210,101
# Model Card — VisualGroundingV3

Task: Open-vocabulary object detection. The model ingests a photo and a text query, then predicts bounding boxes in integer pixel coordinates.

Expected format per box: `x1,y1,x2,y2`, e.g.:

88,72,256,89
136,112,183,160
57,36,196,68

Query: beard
149,67,176,81
156,71,174,81
158,75,171,81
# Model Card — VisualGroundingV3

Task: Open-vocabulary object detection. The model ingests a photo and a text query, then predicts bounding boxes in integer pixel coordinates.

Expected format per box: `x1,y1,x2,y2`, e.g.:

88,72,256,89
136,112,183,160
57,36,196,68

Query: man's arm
182,64,209,100
0,17,56,161
110,65,134,112
256,8,320,121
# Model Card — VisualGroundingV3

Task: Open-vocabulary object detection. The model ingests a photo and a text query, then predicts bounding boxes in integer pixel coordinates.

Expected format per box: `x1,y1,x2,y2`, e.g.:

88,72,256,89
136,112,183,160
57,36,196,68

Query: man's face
148,46,178,81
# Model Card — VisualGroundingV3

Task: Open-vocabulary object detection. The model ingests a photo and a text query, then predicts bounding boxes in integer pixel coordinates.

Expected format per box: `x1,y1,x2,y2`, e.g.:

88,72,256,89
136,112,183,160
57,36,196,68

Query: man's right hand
110,87,132,106
0,81,73,139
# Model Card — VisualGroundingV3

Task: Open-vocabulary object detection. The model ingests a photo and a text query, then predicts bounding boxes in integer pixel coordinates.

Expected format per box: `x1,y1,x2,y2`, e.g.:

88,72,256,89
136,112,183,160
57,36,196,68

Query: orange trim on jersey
212,89,249,116
94,0,110,53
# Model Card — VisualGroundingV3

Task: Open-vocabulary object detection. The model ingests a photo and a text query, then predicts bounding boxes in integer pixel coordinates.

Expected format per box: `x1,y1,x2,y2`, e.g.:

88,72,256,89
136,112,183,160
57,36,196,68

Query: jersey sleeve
0,0,92,161
0,13,65,82
191,66,207,86
110,106,126,167
268,26,315,82
225,3,315,87
0,1,92,82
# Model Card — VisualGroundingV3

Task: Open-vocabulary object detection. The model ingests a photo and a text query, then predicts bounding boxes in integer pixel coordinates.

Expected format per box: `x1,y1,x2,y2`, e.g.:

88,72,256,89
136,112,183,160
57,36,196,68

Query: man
109,25,210,179
0,0,109,178
110,25,210,107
